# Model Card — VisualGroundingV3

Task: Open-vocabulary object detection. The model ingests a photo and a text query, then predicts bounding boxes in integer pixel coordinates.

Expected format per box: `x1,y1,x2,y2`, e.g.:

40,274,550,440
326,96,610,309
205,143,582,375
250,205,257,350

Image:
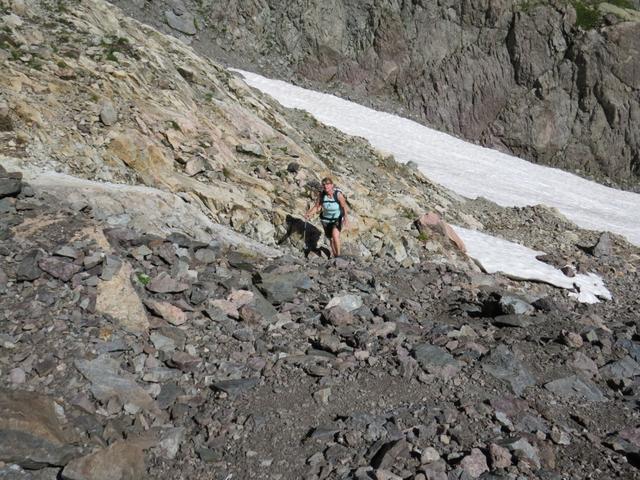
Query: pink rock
416,212,466,253
489,443,512,469
227,289,254,308
144,299,187,326
460,448,489,478
210,299,239,319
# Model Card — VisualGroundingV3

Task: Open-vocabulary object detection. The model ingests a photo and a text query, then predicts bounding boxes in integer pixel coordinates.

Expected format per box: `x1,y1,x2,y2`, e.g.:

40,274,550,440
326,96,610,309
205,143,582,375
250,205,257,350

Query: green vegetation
401,207,415,219
101,35,138,62
518,0,638,30
167,120,180,130
572,1,601,29
417,232,429,242
136,272,150,285
27,57,43,71
607,0,635,8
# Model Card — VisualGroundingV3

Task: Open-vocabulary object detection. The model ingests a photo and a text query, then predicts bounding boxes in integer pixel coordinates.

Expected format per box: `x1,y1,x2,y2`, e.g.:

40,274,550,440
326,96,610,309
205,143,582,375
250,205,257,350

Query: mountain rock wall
110,0,640,187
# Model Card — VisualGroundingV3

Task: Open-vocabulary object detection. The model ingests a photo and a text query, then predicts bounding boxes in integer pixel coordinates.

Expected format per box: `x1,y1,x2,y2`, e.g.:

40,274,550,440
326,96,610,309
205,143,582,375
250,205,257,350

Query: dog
279,214,330,258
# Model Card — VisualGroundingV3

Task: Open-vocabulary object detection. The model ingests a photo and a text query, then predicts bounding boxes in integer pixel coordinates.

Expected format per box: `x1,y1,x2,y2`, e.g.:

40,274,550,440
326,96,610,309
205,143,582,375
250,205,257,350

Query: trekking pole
303,219,307,246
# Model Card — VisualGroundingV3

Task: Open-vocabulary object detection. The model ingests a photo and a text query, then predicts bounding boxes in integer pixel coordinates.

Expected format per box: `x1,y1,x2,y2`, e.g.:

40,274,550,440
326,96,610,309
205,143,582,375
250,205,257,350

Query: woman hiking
305,177,349,258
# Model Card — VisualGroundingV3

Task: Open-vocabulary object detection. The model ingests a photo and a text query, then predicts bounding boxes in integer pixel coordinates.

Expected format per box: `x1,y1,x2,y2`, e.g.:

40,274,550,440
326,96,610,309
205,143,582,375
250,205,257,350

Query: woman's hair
321,177,333,185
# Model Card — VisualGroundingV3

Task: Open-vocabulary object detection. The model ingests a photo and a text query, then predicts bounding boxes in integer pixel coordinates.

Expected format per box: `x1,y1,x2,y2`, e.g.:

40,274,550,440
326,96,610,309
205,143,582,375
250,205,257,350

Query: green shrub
607,0,635,8
572,1,600,29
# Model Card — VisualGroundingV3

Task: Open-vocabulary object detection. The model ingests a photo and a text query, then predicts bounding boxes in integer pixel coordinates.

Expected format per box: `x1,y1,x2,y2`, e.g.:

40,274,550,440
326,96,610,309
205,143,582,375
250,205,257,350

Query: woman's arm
338,192,348,227
305,193,322,219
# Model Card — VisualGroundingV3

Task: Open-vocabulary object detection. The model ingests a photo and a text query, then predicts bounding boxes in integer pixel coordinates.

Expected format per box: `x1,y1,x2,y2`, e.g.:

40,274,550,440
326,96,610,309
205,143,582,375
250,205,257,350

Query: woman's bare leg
331,227,341,257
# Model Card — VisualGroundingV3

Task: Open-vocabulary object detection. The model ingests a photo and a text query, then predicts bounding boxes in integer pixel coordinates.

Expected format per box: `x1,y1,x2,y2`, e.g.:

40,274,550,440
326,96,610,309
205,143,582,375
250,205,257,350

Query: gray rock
0,465,62,479
150,332,177,352
54,246,81,259
370,439,409,469
167,351,201,372
255,270,312,304
246,288,279,323
617,339,640,363
9,367,26,384
16,249,43,281
544,375,606,402
147,271,189,293
143,366,180,383
154,427,185,460
412,344,462,379
74,355,159,414
499,437,541,470
0,265,8,292
0,172,22,198
83,252,104,269
325,294,363,312
323,306,354,326
0,101,13,132
499,294,534,315
194,247,216,264
212,378,259,396
99,101,118,126
38,257,81,282
491,314,531,328
482,345,536,396
420,459,447,480
591,232,612,257
100,255,122,281
165,9,196,35
157,382,183,410
235,142,264,157
599,356,640,379
185,157,206,176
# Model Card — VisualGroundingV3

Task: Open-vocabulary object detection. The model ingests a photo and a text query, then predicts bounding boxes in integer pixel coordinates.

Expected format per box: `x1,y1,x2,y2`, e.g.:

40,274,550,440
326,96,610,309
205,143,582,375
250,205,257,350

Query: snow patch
454,227,611,304
236,69,619,303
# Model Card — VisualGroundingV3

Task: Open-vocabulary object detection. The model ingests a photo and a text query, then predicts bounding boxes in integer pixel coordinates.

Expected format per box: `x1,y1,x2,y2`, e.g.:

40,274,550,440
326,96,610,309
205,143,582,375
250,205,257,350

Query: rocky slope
110,0,640,188
2,1,640,480
0,0,482,266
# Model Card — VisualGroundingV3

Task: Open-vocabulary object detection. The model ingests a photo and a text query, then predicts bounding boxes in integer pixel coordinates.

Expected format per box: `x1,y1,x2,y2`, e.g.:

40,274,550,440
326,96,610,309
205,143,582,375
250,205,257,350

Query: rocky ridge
2,1,640,479
110,0,640,188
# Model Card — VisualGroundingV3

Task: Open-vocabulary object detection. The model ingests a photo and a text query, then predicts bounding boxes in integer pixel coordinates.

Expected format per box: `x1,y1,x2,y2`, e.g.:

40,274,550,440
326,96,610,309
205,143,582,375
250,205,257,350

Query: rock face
111,0,640,187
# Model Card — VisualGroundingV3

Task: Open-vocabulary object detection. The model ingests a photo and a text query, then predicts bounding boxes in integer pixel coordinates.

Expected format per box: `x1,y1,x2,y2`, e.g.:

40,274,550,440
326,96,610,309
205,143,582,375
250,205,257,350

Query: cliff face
110,0,640,187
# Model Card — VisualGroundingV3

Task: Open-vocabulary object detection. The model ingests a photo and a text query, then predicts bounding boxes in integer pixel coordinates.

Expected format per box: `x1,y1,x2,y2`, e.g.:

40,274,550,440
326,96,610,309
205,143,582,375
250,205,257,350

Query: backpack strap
320,188,344,221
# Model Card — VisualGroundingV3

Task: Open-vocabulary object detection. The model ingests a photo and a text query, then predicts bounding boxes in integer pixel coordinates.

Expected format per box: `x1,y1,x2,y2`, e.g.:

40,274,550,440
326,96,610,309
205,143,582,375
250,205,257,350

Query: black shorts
322,218,342,237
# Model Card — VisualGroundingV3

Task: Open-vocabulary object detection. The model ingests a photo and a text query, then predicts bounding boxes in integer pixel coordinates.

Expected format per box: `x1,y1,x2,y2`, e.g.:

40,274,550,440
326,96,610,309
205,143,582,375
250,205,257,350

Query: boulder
482,345,536,396
96,262,149,335
165,9,196,35
0,171,22,198
0,389,79,469
544,375,606,402
412,344,462,380
74,355,159,414
61,440,145,480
